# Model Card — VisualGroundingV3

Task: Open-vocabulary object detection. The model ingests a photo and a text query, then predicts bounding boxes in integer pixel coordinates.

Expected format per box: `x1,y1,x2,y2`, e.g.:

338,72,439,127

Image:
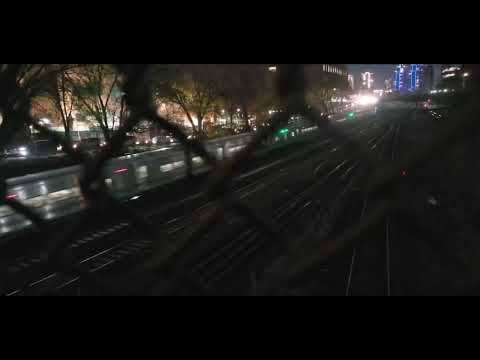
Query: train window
161,164,174,172
136,166,148,181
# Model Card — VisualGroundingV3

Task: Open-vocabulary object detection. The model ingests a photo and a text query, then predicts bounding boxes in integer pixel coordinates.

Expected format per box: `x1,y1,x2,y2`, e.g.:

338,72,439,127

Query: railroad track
345,116,403,296
3,115,388,296
3,130,347,295
175,120,394,295
190,159,359,290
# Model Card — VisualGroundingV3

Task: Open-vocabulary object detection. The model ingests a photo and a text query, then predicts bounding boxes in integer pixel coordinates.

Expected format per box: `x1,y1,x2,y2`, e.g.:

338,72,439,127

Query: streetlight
463,73,469,89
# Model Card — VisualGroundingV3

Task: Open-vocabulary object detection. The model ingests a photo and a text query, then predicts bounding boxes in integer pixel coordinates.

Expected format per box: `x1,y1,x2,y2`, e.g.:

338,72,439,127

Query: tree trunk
241,104,251,131
101,126,111,143
197,115,203,136
63,124,72,147
61,114,74,146
99,105,111,143
184,110,199,135
0,108,30,150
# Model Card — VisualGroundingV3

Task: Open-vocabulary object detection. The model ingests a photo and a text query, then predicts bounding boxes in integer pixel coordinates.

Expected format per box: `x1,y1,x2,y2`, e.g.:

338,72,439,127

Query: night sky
348,64,396,90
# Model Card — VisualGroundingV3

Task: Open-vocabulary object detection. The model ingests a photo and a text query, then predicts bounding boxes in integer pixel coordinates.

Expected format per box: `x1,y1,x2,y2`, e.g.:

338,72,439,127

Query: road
2,107,455,296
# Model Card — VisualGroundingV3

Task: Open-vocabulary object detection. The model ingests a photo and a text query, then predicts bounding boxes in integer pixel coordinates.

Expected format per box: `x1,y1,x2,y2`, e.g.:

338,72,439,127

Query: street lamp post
463,72,469,90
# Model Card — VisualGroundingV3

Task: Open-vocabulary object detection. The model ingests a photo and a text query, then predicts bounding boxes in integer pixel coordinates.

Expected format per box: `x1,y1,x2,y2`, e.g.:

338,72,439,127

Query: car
4,144,31,158
166,135,181,145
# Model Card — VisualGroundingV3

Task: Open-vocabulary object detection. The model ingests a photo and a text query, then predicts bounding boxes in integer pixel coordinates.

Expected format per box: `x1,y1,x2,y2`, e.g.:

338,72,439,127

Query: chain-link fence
1,64,479,296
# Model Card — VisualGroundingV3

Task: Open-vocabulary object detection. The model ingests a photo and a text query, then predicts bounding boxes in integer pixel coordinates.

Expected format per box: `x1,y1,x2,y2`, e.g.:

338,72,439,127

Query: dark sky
348,64,395,89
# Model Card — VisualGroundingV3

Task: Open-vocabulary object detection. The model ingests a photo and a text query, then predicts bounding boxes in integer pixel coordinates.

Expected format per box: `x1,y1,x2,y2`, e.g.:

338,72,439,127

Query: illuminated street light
462,73,469,89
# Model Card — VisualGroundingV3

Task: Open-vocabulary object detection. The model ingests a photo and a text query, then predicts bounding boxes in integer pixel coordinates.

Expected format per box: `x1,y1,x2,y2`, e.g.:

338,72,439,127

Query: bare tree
220,65,272,132
154,64,220,137
67,64,124,142
34,67,79,144
0,64,77,150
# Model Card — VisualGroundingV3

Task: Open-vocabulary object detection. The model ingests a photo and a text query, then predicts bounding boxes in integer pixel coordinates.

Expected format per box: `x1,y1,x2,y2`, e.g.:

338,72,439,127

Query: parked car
4,144,31,158
31,139,58,156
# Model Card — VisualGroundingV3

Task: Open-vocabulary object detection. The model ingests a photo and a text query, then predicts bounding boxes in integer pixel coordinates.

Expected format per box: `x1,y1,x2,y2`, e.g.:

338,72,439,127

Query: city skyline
348,64,395,89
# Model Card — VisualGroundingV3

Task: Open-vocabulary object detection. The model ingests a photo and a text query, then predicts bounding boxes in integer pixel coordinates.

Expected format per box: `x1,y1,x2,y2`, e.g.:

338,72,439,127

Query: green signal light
278,128,289,135
347,112,356,119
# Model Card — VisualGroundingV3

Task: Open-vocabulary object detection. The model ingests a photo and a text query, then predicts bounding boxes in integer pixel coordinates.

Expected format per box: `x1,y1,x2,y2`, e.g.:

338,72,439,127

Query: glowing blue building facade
394,64,433,93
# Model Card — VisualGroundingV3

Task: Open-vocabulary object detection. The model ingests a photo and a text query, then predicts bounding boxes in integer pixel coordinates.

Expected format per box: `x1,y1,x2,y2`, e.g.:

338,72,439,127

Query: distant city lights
430,88,454,94
354,95,379,107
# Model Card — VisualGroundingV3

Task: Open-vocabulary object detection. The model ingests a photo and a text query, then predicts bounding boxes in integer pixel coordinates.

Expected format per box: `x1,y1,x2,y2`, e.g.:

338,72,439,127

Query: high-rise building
348,74,355,90
361,72,374,90
441,64,462,79
438,64,473,90
394,65,407,92
421,65,434,92
433,64,443,88
385,78,393,92
394,64,433,93
409,64,421,91
411,64,433,92
266,64,349,110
